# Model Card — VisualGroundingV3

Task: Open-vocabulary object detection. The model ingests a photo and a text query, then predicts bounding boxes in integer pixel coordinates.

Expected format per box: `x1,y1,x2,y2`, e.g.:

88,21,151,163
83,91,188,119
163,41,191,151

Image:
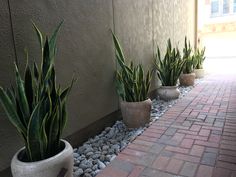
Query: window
234,0,236,12
210,0,236,17
211,0,220,15
223,0,230,14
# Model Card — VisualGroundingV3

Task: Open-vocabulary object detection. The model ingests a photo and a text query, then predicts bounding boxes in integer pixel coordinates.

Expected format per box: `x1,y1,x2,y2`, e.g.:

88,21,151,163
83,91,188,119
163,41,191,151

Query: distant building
199,0,236,34
198,0,236,57
211,0,236,17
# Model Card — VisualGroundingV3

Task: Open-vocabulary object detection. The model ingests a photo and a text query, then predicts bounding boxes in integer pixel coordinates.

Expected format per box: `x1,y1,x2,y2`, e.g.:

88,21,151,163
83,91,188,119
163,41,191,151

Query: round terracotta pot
11,140,73,177
179,73,195,86
120,99,152,128
157,86,180,101
194,69,204,78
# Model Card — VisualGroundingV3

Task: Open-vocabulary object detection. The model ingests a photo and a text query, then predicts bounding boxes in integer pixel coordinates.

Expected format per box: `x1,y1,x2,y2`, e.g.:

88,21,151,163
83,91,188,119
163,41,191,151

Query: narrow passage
97,74,236,177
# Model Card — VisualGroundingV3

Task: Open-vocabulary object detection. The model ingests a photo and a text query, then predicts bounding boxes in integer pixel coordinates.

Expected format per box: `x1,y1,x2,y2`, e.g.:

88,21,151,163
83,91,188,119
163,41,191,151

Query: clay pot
120,99,152,128
11,140,73,177
194,69,204,78
179,73,195,86
157,86,180,101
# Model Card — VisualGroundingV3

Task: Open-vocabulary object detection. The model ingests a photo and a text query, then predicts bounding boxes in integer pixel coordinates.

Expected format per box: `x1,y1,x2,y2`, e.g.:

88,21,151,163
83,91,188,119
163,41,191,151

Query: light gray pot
120,99,152,128
11,140,73,177
157,86,180,101
179,73,195,86
194,69,204,78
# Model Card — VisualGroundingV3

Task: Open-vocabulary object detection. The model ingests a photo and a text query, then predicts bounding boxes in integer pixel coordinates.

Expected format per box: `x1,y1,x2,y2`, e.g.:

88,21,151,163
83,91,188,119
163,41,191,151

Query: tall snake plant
0,22,75,162
154,39,186,86
182,37,194,74
112,32,151,102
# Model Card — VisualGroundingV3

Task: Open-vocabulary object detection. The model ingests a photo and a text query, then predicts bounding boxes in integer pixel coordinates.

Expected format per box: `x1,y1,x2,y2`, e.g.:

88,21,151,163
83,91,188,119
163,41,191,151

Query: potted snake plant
179,37,195,86
0,22,75,177
154,39,186,101
112,32,152,128
193,47,206,78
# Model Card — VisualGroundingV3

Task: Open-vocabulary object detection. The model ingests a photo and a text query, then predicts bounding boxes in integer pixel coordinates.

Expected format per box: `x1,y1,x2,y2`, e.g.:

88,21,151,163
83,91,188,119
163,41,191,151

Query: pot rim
159,85,178,89
181,72,196,76
121,98,152,104
194,68,204,71
11,139,71,165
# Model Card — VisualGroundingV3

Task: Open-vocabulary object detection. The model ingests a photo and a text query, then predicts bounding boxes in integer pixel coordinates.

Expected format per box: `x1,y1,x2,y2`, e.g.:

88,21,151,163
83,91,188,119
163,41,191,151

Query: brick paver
97,74,236,177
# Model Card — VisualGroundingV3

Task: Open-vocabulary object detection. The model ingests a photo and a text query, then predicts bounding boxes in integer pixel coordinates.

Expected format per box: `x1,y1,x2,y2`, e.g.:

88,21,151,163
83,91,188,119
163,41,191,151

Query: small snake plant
112,32,151,102
193,47,206,69
154,39,186,86
0,22,75,162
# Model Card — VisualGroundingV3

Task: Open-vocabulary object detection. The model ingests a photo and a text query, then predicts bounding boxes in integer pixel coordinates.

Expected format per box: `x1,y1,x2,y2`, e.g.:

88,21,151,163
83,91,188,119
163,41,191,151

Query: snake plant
112,32,151,102
154,39,186,86
193,47,206,69
0,22,75,162
182,37,194,74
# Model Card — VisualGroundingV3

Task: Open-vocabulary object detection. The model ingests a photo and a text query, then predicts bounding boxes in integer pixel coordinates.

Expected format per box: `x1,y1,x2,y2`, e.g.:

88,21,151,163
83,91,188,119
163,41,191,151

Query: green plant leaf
111,31,125,62
42,38,51,80
48,100,60,155
60,77,76,102
25,65,34,112
60,102,67,134
49,21,63,49
0,87,27,137
15,63,30,120
33,62,39,80
49,21,63,60
27,102,42,161
39,113,48,159
32,21,44,51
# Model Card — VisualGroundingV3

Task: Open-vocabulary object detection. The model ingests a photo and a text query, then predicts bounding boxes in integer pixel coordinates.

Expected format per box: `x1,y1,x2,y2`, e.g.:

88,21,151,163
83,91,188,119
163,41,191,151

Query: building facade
198,0,236,57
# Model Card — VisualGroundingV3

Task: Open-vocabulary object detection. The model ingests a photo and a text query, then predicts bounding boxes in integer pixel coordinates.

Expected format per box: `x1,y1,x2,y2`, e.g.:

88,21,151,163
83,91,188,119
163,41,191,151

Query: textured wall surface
154,0,196,56
153,0,174,55
113,0,153,68
186,0,197,46
173,0,186,49
0,0,23,170
0,0,196,172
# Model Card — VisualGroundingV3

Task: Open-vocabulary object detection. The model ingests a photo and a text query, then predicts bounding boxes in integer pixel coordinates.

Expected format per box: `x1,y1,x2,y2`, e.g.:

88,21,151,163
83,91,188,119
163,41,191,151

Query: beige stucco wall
173,0,196,51
0,0,196,172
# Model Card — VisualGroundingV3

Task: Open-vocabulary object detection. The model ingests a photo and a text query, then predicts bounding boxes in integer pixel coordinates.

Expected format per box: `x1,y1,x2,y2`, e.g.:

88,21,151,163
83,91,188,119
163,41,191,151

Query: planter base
120,99,152,128
11,140,73,177
194,69,204,78
179,73,195,86
157,86,180,101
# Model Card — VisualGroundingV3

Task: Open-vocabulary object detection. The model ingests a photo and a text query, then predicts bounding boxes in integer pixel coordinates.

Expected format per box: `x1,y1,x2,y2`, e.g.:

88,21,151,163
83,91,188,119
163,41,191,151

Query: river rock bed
73,81,201,177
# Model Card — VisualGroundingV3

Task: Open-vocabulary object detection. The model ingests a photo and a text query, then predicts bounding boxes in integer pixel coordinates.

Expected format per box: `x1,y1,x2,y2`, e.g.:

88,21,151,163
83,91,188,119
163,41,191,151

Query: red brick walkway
97,74,236,177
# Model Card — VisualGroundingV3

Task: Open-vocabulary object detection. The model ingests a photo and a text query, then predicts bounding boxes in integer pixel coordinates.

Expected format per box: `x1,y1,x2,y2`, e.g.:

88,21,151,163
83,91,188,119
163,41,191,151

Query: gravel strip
73,79,202,177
